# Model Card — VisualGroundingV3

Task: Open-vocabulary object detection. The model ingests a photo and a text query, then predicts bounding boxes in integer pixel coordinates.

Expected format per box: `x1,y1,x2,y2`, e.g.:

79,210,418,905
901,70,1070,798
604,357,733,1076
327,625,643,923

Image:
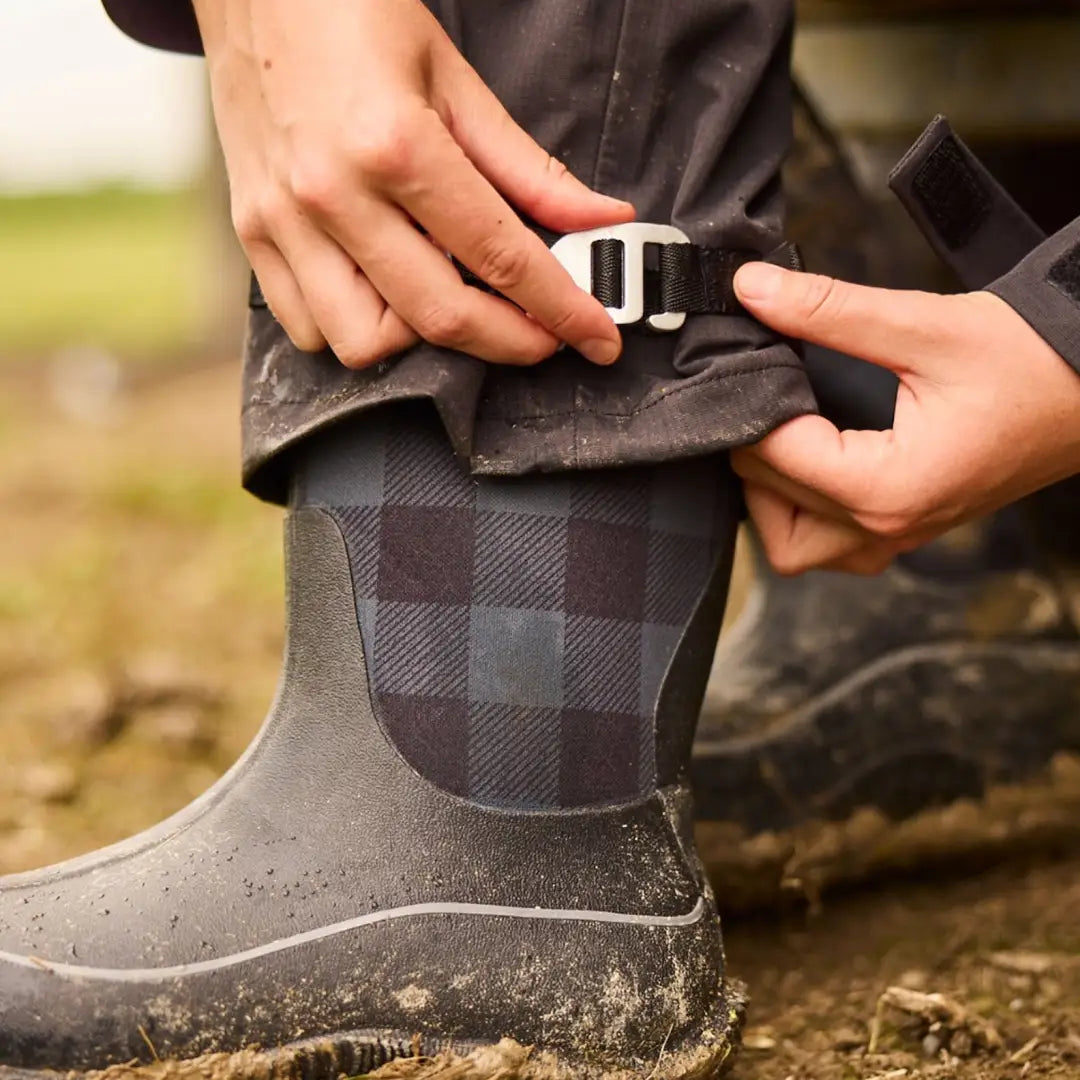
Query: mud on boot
0,410,746,1079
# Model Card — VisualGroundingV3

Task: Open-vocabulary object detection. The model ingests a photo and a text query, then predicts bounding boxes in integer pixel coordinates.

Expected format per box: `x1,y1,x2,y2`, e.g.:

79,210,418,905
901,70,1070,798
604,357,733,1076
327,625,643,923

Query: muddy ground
1,361,1078,1080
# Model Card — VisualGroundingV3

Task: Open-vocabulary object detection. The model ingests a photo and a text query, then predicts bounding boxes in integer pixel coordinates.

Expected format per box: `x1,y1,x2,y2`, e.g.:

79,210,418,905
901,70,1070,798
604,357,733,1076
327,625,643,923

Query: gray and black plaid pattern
295,406,726,810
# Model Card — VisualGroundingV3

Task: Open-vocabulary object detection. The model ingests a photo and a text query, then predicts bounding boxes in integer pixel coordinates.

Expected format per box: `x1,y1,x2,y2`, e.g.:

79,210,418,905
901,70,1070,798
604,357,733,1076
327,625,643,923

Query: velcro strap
889,115,1045,291
908,132,992,251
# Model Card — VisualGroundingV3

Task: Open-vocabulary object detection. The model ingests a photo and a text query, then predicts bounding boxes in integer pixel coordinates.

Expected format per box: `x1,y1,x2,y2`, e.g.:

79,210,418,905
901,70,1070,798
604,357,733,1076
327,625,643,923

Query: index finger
386,110,622,366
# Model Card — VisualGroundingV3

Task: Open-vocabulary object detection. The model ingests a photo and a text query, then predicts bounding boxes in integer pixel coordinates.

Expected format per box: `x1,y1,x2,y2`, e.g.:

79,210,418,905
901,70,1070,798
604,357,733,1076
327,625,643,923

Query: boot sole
693,640,1080,907
0,979,747,1080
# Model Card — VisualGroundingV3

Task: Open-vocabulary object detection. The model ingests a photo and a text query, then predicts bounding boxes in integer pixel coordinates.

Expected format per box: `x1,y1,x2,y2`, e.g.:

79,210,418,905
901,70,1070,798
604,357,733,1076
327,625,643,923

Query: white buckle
550,223,691,332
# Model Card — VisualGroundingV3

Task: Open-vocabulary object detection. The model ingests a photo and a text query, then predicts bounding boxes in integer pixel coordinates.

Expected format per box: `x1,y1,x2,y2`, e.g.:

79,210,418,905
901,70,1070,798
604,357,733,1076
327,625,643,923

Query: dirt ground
726,855,1080,1080
1,361,1078,1080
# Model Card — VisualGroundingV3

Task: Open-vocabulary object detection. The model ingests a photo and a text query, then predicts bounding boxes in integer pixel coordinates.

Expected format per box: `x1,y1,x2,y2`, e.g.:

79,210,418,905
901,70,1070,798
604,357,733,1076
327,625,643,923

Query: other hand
731,263,1080,576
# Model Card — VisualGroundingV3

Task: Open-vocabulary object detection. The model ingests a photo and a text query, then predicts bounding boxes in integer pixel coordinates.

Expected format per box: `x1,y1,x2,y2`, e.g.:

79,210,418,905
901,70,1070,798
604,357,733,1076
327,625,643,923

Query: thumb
735,263,955,377
442,56,635,232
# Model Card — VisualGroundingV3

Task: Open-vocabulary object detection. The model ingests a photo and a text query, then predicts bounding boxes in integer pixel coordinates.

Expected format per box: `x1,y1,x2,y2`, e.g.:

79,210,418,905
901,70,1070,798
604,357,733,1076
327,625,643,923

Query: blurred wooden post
794,3,1080,146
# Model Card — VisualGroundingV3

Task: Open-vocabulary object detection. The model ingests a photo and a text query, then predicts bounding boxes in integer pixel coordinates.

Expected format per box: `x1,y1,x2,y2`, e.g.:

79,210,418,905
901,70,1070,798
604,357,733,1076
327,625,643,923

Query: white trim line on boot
0,896,707,983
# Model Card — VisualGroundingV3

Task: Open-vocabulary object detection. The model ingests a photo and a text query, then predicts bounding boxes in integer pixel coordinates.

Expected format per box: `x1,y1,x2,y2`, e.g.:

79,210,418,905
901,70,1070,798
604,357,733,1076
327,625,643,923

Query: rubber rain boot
0,405,746,1080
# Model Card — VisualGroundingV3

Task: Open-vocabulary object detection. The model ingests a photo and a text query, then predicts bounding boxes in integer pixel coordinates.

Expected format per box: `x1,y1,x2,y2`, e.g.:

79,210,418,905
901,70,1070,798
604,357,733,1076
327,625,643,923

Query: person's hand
730,263,1080,575
193,0,634,368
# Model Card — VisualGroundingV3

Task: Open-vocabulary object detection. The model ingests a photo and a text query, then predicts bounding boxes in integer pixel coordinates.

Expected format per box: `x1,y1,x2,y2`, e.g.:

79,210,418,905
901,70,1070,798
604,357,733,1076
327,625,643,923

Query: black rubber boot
0,408,745,1080
693,504,1080,857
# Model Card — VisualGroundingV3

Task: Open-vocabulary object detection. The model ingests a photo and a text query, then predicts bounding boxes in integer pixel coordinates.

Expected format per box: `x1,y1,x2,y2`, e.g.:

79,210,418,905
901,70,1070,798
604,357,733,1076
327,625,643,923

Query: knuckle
801,273,842,323
236,187,294,239
231,201,267,246
349,109,428,184
544,153,571,183
853,479,929,542
355,134,412,185
857,504,919,542
473,236,532,294
773,557,809,579
417,305,471,348
289,160,345,217
526,155,573,218
517,342,557,367
334,344,380,370
767,544,809,579
333,323,416,370
284,325,327,354
544,305,580,340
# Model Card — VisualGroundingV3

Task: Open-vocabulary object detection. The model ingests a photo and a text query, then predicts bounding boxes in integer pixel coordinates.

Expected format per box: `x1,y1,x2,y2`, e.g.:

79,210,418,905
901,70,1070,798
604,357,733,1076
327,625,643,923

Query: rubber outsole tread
0,980,747,1080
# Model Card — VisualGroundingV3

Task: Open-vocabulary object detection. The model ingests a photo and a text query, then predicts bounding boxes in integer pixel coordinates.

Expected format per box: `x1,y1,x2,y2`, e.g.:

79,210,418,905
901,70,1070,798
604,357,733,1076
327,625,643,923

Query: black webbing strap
889,115,1045,292
251,235,802,323
591,239,802,319
590,240,753,316
458,237,801,324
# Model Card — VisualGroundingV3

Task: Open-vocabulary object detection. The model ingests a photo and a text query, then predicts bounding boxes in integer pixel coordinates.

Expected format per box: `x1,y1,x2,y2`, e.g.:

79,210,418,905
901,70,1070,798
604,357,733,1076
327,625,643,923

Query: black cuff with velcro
889,114,1080,377
889,114,1044,293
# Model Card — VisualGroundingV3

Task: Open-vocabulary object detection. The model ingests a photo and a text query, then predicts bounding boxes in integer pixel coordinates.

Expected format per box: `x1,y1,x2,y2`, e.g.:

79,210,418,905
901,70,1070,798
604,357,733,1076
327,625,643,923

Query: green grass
0,187,206,360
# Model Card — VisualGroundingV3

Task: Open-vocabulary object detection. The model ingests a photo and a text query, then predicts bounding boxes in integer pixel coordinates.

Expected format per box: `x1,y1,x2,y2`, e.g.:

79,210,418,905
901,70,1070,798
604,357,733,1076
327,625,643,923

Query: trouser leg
239,0,816,506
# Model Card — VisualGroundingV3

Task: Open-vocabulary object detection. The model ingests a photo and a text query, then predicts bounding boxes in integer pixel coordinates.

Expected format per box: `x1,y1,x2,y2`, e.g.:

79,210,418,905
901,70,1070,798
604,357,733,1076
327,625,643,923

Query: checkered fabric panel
297,406,726,810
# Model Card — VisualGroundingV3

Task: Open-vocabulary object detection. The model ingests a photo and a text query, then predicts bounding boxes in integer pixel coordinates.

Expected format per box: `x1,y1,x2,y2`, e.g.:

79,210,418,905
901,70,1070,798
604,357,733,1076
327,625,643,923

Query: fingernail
582,337,621,366
735,262,786,302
